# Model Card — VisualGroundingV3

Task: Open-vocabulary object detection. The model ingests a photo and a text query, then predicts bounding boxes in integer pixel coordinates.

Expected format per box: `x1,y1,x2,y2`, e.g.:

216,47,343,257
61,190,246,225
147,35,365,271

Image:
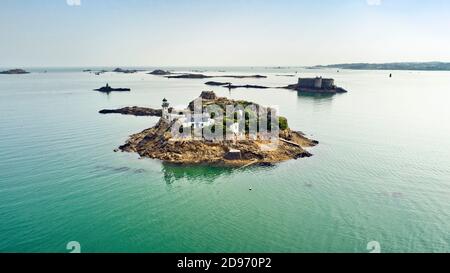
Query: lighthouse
162,98,170,122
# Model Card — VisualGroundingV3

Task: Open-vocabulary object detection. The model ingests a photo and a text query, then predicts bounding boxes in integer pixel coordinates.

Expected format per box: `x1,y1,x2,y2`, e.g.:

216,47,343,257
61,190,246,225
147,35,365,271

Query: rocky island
166,73,267,79
205,81,232,86
109,91,317,166
113,68,141,74
205,81,270,89
148,69,172,75
94,83,131,93
0,69,30,74
99,106,162,116
285,77,347,93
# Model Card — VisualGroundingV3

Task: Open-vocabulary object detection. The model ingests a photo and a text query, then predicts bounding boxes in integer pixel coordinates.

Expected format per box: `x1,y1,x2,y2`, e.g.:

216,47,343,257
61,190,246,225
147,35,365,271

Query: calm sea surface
0,67,449,252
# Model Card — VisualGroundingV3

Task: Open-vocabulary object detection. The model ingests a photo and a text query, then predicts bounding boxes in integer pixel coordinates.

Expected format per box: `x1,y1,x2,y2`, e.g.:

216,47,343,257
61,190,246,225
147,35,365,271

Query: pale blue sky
1,0,449,66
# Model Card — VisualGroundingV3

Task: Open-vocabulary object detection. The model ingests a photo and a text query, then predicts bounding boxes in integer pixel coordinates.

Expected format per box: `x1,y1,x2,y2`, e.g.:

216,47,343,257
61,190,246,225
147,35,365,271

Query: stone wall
298,77,335,89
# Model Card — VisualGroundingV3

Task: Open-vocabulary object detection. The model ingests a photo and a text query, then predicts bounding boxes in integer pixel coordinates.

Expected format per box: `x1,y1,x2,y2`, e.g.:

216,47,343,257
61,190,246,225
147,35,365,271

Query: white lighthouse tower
162,98,170,122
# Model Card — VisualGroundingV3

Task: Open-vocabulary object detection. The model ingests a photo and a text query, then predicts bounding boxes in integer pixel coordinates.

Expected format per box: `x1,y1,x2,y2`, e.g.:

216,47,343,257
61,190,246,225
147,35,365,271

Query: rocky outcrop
200,91,218,100
94,84,131,93
149,69,172,75
99,106,162,117
205,82,268,89
167,73,211,79
0,69,30,74
228,84,270,89
276,74,295,77
167,73,267,79
119,119,316,167
113,68,140,74
84,69,107,75
205,81,231,86
284,84,347,93
113,92,318,167
284,77,348,93
223,75,266,79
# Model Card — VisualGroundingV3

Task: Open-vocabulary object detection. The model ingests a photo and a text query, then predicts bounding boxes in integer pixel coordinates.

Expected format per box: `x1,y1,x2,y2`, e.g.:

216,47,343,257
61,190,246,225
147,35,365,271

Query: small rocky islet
112,68,142,74
148,69,172,75
165,73,267,79
99,106,162,116
0,69,30,74
94,83,131,93
285,77,347,93
205,81,270,89
103,91,318,167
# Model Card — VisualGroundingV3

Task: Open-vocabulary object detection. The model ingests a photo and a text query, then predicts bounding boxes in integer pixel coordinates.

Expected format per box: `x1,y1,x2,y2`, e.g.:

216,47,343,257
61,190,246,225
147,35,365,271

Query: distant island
113,68,142,74
105,91,318,166
94,83,131,93
0,69,30,74
310,62,450,71
164,73,267,79
205,81,270,89
148,69,172,75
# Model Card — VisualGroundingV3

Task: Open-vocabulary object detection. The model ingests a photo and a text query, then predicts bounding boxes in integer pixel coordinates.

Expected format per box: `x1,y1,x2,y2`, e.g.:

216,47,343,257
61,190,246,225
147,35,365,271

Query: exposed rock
84,69,107,75
285,84,347,93
167,73,211,79
204,81,274,89
285,77,348,93
200,91,218,100
99,106,162,117
205,82,269,89
167,73,267,79
112,68,139,74
222,75,266,79
276,74,295,77
205,81,231,86
149,69,172,75
119,120,316,167
0,69,30,74
94,84,131,93
227,84,270,89
94,70,107,75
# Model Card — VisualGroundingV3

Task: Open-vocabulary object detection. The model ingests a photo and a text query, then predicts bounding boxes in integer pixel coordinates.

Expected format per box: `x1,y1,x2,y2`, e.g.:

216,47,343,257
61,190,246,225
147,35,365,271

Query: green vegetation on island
311,62,450,71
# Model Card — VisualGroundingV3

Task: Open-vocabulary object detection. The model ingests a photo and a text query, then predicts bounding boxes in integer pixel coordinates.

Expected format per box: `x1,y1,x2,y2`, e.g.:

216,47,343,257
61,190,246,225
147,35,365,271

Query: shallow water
0,67,449,252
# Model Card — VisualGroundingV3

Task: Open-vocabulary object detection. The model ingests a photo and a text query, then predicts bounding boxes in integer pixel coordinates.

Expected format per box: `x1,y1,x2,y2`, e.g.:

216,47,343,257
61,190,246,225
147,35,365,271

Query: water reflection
297,92,336,101
162,163,235,184
161,162,276,184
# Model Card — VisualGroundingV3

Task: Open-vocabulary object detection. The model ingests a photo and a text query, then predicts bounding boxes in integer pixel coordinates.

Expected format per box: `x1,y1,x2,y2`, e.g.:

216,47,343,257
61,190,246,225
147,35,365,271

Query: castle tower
162,98,170,121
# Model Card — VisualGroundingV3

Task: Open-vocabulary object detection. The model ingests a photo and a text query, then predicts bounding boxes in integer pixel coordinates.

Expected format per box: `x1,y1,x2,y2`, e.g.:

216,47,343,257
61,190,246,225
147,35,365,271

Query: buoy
249,188,252,191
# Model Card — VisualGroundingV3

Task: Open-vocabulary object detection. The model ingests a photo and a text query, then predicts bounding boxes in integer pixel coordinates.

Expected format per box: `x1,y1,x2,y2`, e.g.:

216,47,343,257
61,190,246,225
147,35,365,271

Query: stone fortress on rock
289,77,347,93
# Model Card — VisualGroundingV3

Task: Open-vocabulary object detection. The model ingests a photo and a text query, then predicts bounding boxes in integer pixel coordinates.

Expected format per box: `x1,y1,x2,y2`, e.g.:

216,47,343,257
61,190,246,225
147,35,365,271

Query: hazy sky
1,0,450,67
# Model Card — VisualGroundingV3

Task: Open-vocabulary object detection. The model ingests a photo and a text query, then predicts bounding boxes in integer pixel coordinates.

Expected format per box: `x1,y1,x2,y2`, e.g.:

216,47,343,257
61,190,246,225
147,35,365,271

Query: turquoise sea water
0,67,449,253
